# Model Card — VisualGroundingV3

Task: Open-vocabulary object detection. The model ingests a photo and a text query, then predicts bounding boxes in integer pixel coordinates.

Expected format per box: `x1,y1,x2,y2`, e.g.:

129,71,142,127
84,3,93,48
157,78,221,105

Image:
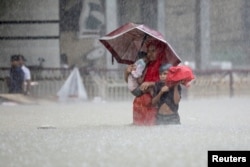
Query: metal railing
189,69,250,98
1,67,250,101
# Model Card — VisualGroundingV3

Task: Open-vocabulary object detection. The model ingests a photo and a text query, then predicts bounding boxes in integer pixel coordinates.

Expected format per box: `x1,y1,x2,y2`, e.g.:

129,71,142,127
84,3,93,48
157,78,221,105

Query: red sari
133,41,167,125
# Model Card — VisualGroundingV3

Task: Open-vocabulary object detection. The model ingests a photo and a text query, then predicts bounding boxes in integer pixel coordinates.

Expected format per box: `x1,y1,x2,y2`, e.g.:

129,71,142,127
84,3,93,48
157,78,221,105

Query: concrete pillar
105,0,118,69
195,0,210,70
157,0,166,37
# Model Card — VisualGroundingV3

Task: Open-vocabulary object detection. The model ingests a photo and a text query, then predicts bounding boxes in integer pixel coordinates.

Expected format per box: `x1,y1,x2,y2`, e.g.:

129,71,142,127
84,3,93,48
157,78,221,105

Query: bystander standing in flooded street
7,55,24,94
18,55,31,95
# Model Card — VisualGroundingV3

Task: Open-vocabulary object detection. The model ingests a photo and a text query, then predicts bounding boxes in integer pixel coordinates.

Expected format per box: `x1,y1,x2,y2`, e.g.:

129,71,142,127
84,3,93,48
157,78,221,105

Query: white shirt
21,65,31,80
127,59,146,91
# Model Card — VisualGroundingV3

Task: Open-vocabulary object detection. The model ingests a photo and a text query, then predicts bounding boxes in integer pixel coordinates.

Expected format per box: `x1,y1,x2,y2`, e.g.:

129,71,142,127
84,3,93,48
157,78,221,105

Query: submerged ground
0,97,250,167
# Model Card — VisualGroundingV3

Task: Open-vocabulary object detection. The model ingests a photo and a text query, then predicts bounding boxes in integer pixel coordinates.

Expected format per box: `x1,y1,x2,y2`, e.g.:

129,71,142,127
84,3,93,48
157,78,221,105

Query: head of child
138,51,148,64
159,63,172,82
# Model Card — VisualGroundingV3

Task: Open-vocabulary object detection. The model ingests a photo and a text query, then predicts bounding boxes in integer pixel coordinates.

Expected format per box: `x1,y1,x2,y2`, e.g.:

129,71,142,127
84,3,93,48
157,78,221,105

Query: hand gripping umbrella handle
137,34,148,59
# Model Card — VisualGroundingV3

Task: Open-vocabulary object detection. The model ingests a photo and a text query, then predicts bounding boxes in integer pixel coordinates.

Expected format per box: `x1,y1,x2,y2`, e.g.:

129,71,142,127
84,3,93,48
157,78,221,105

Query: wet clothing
132,40,167,125
21,65,31,80
154,81,181,113
156,113,180,125
153,81,181,124
131,86,144,97
9,66,24,93
133,93,157,125
128,58,146,91
132,59,165,125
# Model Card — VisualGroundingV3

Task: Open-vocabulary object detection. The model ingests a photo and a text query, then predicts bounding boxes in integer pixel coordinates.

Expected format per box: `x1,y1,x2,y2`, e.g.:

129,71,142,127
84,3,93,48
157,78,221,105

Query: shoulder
22,65,31,73
17,67,24,74
22,65,29,70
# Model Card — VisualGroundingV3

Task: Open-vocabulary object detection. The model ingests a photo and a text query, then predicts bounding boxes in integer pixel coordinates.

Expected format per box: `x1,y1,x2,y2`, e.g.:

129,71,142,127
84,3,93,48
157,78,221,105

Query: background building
0,0,249,70
0,0,60,68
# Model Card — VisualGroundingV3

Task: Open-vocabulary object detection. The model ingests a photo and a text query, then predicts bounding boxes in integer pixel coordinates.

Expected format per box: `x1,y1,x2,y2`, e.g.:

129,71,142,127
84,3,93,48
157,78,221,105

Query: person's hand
160,85,169,93
140,82,153,91
126,65,135,74
137,76,144,84
180,80,185,84
125,65,136,82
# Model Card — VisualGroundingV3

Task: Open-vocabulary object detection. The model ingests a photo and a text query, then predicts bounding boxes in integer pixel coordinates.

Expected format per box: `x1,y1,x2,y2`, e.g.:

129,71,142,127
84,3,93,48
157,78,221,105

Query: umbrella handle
139,34,148,51
137,34,148,60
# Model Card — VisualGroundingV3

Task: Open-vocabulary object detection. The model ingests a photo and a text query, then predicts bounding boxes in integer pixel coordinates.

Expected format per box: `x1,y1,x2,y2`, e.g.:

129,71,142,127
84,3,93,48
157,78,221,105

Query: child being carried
127,51,148,97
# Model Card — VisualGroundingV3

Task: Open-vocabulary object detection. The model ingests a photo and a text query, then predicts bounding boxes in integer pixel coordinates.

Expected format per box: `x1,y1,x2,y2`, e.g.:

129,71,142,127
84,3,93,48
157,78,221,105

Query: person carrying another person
125,40,168,125
127,51,148,97
18,55,31,95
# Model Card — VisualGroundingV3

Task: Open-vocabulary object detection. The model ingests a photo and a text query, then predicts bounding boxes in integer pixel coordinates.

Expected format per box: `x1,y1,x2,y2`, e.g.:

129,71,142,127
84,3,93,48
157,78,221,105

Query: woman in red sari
124,40,167,125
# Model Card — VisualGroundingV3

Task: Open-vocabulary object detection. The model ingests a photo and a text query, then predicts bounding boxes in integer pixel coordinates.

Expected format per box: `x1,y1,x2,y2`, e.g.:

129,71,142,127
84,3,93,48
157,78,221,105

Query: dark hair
137,51,147,59
10,55,20,61
159,63,172,74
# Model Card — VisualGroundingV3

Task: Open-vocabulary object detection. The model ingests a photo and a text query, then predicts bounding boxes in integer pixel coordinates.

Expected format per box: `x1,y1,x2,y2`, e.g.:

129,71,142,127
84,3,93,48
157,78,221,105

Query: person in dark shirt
152,63,182,125
8,55,24,93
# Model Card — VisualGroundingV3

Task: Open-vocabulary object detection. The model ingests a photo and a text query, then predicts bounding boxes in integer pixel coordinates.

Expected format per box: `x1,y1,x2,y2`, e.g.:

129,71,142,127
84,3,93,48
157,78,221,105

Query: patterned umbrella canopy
99,22,181,65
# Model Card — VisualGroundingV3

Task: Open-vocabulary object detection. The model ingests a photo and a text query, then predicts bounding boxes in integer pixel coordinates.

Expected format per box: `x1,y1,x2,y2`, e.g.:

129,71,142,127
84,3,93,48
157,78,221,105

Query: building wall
210,0,246,65
164,0,249,67
59,0,106,69
59,0,250,69
0,0,249,69
0,0,60,67
165,0,196,62
60,32,97,66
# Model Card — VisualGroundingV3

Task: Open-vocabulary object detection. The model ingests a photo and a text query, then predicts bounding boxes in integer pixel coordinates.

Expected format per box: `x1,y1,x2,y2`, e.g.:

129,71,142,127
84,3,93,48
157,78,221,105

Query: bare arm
25,80,31,95
152,86,169,106
173,85,181,104
124,70,129,83
140,81,155,91
124,65,134,83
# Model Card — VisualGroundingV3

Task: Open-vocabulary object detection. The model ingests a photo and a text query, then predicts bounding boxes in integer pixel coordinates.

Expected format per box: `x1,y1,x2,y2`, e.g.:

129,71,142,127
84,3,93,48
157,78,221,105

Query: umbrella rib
123,38,137,61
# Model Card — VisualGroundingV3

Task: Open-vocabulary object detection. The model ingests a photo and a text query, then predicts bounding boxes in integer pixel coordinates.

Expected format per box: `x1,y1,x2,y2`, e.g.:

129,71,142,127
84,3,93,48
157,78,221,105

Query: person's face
159,70,168,81
147,45,157,61
11,60,19,67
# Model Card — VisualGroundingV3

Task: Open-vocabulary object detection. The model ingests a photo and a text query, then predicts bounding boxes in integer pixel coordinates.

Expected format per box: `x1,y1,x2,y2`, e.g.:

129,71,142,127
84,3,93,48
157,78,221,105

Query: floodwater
0,97,250,167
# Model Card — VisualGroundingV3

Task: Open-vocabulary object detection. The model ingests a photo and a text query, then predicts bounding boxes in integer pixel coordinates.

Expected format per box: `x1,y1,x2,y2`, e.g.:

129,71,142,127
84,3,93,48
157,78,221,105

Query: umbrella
99,22,181,65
